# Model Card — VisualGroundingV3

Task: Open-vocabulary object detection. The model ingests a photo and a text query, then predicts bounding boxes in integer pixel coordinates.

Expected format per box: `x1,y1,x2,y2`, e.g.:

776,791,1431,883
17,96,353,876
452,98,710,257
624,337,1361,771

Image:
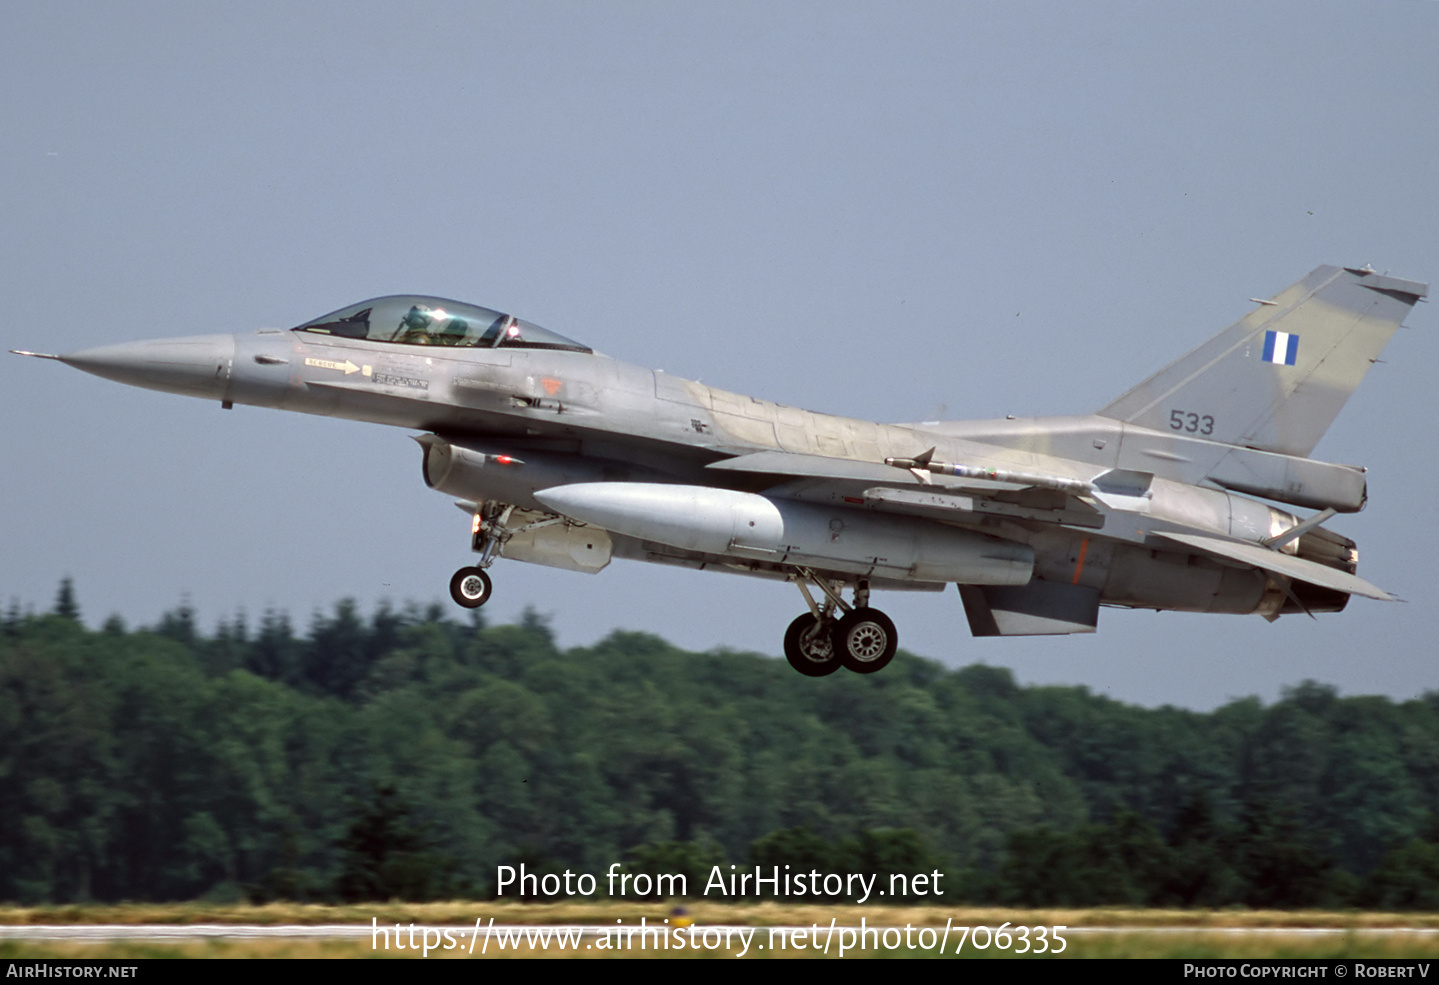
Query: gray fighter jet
13,265,1426,676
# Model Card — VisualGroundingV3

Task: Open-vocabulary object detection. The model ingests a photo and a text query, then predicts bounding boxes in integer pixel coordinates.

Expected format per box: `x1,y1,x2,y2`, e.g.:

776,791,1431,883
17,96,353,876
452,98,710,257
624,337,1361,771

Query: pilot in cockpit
396,304,435,343
395,305,471,345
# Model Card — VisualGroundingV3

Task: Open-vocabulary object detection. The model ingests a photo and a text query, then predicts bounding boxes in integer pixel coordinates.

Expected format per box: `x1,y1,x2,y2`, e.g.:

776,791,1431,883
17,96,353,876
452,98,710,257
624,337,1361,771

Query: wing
707,449,1105,530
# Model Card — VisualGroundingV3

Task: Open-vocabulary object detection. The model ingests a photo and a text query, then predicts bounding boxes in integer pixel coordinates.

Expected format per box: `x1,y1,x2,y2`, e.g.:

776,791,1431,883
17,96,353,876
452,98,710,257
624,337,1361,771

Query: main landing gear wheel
834,608,897,674
784,613,842,677
449,566,492,608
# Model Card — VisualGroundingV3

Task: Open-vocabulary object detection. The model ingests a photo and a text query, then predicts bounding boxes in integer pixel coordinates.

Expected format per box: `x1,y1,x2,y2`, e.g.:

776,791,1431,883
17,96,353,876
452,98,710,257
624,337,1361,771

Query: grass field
4,903,1439,959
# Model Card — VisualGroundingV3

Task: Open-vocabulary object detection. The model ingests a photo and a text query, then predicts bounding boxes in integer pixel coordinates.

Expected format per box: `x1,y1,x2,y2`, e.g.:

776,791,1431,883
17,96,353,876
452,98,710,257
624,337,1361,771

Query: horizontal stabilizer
1154,531,1392,601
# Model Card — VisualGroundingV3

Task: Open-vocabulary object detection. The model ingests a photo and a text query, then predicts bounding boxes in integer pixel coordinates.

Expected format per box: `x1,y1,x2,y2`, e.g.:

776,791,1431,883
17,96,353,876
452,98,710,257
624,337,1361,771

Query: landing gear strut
448,501,511,609
782,572,898,676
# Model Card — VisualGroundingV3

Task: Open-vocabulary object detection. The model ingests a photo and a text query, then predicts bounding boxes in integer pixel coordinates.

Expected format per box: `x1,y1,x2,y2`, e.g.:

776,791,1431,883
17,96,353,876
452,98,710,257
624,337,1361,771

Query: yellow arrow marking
304,357,360,375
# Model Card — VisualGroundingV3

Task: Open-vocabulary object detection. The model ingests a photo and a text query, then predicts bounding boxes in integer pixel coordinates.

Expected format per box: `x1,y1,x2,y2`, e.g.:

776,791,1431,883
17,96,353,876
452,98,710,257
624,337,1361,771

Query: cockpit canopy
293,296,592,353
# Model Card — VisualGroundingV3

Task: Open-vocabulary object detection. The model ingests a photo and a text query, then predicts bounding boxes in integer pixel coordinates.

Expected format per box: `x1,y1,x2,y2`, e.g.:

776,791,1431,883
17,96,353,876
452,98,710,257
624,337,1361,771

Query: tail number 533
1169,409,1215,435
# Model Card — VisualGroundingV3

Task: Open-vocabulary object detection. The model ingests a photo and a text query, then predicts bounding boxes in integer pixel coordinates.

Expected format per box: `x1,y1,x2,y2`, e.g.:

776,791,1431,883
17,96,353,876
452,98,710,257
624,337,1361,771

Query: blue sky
3,2,1436,708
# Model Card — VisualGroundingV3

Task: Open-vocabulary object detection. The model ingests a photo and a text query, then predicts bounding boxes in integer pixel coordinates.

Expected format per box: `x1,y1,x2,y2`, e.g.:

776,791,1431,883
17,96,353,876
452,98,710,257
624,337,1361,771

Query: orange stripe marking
1071,538,1090,585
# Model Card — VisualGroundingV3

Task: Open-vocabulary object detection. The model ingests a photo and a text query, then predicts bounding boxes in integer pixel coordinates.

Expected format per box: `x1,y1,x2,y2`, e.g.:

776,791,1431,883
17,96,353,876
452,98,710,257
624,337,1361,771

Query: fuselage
28,265,1422,671
64,310,1342,620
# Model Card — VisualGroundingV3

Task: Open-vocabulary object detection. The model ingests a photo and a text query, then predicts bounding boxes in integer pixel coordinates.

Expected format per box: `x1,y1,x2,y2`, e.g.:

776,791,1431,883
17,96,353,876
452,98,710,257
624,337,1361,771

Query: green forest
5,580,1439,910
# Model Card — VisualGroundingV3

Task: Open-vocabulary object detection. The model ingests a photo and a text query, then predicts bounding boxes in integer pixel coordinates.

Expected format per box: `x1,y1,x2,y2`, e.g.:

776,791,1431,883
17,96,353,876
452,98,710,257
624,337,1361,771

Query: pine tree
53,577,80,621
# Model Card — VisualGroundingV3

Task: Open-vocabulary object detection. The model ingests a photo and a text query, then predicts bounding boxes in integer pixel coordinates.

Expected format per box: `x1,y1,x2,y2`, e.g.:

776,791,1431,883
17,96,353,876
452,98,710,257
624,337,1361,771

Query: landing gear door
502,516,613,574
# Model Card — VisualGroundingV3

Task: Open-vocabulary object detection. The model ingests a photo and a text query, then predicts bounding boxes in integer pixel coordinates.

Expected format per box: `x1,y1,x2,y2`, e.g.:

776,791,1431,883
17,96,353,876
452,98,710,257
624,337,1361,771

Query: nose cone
60,334,235,399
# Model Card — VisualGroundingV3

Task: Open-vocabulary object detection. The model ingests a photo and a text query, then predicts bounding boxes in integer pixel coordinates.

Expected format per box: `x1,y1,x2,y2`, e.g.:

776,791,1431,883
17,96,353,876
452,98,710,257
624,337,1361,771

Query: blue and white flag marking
1262,330,1299,366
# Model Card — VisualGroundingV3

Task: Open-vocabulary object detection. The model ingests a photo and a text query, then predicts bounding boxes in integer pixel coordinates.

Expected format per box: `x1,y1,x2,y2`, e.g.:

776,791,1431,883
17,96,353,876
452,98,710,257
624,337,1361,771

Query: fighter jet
13,265,1426,676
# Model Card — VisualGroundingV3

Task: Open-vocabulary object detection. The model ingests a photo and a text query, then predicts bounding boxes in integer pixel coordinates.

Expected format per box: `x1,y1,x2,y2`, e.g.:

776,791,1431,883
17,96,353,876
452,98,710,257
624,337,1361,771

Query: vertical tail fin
1098,266,1426,457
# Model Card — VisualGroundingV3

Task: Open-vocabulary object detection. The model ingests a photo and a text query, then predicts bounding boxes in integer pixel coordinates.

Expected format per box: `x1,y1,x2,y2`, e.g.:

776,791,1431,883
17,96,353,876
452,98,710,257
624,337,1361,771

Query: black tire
783,613,842,677
835,608,897,674
449,566,492,608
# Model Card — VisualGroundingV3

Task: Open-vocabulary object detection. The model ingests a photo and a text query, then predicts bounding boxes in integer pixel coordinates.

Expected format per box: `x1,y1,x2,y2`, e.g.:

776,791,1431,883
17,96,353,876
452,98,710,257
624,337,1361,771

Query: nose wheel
449,566,492,608
448,501,513,609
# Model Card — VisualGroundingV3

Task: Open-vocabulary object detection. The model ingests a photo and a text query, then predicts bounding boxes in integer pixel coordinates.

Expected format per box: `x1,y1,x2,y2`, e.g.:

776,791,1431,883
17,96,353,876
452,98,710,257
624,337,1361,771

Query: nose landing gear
447,501,511,609
782,571,898,676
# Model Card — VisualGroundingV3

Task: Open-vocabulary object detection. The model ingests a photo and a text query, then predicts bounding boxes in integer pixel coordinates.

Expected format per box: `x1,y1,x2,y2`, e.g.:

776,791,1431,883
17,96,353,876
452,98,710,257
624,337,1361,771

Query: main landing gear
448,502,511,609
783,572,898,677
